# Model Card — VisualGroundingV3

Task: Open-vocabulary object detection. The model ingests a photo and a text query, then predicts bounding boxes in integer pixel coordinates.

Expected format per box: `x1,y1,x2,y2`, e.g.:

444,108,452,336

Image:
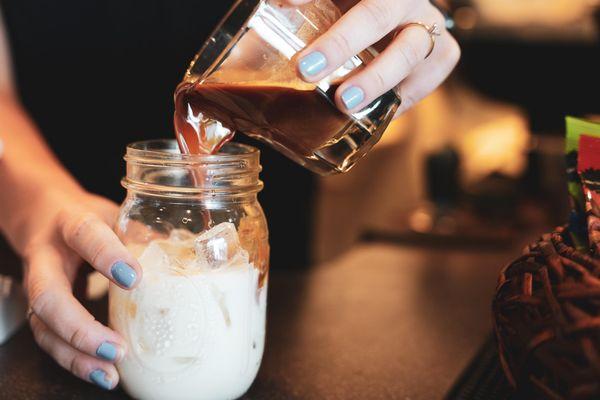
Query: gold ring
395,22,441,59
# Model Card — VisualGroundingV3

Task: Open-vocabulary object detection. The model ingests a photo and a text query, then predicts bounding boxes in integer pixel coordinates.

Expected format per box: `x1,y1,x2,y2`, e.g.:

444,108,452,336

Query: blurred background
314,0,600,262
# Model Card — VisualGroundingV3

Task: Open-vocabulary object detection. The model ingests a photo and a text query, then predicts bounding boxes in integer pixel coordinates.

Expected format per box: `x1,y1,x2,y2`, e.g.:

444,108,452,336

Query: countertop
0,242,512,399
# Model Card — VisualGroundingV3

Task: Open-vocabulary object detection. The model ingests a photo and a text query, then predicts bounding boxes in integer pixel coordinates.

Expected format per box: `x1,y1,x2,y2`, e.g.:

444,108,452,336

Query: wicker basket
493,226,600,399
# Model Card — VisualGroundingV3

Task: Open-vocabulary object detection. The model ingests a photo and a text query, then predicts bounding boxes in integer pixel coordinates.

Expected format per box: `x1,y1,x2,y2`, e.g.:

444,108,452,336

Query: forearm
0,94,82,252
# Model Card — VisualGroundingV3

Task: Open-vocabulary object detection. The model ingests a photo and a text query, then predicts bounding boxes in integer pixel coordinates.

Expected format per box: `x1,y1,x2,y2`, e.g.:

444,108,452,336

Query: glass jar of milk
109,139,269,400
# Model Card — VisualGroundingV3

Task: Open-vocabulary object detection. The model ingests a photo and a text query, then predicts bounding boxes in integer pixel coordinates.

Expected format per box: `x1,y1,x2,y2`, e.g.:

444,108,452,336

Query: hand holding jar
19,190,142,390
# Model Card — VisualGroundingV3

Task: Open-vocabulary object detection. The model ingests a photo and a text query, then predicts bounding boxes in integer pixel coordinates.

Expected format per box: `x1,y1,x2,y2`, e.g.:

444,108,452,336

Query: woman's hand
290,0,460,116
0,15,140,390
20,188,142,390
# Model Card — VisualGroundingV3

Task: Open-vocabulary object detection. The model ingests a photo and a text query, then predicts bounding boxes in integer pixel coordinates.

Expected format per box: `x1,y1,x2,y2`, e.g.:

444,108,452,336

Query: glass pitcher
174,0,401,175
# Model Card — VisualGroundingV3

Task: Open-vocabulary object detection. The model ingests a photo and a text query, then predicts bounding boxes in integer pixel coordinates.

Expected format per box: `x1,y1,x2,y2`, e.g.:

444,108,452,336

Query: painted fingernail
299,51,327,77
341,86,365,110
111,261,137,288
96,341,118,362
89,369,113,390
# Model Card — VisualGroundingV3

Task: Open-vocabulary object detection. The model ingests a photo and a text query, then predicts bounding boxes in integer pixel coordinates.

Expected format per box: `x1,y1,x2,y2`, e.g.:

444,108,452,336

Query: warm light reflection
454,7,478,30
459,115,529,185
472,0,596,26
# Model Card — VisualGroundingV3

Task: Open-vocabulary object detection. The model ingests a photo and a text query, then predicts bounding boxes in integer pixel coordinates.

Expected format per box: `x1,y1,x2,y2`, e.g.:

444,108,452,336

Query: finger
26,245,127,363
30,314,119,390
88,195,120,227
334,18,442,112
59,210,141,289
297,0,407,81
393,33,460,117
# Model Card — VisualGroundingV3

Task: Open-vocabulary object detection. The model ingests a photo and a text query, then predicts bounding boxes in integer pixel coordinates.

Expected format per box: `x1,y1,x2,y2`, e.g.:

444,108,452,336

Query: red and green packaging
565,117,600,250
578,134,600,255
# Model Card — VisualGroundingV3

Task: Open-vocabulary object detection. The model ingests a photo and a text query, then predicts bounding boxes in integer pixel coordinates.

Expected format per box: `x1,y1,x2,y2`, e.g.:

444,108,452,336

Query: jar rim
125,139,259,165
123,139,263,198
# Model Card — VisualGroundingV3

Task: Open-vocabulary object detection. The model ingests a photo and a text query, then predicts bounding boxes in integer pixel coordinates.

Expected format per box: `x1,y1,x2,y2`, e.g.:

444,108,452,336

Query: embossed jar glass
109,139,269,400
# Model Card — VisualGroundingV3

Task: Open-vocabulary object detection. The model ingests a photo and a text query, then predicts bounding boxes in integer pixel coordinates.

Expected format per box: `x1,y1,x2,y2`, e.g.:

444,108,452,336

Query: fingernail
96,341,118,362
89,369,112,390
111,261,137,288
341,86,365,110
299,51,327,77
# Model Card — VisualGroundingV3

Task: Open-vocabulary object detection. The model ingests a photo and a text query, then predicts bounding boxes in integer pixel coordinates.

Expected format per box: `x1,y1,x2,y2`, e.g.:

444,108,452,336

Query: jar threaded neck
123,140,263,198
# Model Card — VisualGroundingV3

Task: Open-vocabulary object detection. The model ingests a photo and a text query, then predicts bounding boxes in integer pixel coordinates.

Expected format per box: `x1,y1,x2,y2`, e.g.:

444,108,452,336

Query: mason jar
109,139,269,400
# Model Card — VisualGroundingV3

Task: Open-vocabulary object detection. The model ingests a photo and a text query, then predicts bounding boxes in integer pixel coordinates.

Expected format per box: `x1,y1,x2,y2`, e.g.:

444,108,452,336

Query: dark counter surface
0,243,511,399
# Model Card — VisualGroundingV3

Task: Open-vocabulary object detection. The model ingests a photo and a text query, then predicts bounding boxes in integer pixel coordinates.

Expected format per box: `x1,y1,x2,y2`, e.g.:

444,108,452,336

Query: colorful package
565,117,600,250
578,135,600,255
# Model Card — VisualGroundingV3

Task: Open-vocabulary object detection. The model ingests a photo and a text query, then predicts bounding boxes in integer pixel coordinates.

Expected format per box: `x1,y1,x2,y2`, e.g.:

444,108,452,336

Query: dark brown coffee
174,81,352,156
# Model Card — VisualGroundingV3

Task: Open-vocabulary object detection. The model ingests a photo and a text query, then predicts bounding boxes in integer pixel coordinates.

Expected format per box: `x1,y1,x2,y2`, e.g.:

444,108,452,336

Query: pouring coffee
174,0,401,175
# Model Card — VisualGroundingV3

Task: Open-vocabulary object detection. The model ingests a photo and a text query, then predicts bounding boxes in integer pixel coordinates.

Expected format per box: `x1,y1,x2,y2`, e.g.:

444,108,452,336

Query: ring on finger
394,22,441,59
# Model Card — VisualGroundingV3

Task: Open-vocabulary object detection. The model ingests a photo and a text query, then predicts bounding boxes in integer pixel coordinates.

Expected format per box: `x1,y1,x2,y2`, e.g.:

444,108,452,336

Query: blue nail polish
89,369,112,390
111,261,137,288
96,341,118,362
299,51,327,77
341,86,365,110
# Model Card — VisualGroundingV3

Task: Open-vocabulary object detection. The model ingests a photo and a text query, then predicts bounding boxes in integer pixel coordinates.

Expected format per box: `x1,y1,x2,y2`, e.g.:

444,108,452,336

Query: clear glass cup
109,139,269,400
175,0,401,175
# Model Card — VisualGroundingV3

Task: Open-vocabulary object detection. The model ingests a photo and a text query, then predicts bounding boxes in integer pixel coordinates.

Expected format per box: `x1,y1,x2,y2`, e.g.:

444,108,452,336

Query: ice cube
169,228,196,243
157,240,197,270
194,222,248,269
202,118,233,154
138,242,171,272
